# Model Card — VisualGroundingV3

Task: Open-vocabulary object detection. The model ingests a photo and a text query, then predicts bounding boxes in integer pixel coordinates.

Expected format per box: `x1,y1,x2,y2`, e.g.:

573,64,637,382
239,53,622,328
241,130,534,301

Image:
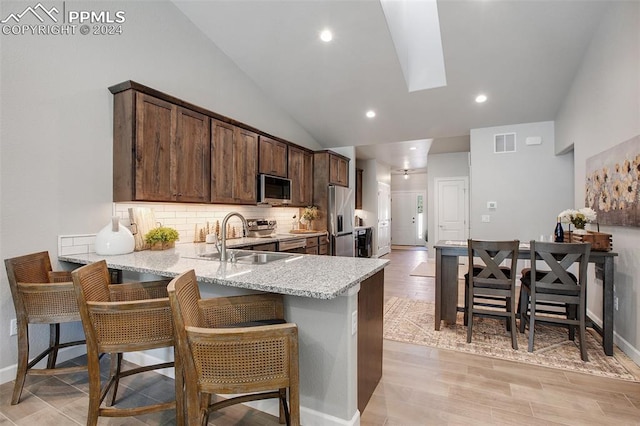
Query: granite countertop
59,243,388,300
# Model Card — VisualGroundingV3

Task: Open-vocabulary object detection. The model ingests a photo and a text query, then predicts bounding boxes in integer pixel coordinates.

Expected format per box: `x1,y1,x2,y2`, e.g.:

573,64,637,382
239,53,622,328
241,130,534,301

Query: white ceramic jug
95,217,135,255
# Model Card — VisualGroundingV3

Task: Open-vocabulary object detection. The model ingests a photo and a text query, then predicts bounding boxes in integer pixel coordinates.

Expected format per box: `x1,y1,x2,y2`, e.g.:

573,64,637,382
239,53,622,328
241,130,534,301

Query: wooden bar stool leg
108,353,122,406
46,323,60,369
12,322,29,405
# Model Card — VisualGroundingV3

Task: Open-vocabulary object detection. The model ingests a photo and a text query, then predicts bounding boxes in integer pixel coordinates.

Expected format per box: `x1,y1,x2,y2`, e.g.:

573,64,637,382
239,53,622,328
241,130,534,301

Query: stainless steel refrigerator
328,185,355,257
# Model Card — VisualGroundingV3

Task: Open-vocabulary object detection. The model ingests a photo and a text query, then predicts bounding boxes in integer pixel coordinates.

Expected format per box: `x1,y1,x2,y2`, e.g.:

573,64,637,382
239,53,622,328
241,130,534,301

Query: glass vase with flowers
558,207,597,234
301,206,319,231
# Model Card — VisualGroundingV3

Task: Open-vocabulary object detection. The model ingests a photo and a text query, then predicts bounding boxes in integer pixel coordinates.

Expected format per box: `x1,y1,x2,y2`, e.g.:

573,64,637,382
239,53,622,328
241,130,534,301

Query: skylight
379,0,447,92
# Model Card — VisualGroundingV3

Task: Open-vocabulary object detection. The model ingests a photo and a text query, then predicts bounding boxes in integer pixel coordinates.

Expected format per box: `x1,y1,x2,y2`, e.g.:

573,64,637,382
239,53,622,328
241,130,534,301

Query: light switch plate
481,215,491,223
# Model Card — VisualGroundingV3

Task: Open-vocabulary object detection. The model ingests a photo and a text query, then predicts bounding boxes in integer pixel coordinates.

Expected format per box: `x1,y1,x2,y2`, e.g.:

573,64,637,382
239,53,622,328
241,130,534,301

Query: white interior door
377,182,391,256
435,177,468,243
391,191,426,246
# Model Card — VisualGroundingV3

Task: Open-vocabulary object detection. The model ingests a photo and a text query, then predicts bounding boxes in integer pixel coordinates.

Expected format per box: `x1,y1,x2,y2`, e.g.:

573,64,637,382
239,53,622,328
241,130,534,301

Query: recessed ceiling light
320,29,333,42
475,94,488,103
409,147,416,150
366,110,376,118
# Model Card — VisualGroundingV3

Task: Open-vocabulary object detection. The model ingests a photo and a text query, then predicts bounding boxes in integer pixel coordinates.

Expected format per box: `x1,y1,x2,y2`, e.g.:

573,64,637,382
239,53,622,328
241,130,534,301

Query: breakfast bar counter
60,244,389,425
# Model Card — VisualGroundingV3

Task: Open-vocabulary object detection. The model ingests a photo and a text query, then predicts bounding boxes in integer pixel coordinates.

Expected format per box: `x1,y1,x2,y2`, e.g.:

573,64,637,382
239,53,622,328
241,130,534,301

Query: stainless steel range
246,218,277,238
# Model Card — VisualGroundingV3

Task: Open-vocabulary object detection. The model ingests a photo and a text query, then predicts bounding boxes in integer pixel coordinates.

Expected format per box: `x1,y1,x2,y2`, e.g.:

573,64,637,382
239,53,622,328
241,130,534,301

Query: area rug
384,296,640,382
409,261,466,279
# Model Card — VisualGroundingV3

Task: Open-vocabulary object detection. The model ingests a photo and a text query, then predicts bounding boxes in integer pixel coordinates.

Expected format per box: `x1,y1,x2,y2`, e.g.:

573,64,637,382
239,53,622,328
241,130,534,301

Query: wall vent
494,133,516,153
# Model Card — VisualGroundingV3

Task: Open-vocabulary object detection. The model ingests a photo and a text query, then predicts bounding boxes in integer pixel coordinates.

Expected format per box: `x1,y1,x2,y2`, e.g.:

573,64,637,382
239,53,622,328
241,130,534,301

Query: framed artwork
585,135,640,227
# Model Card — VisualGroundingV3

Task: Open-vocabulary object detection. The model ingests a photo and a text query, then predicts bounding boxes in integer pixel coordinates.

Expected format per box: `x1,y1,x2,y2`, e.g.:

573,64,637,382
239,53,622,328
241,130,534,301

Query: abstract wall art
585,135,640,227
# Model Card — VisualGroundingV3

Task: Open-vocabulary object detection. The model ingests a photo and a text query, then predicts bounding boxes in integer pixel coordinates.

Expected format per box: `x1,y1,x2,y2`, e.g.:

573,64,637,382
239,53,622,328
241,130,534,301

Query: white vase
95,217,135,255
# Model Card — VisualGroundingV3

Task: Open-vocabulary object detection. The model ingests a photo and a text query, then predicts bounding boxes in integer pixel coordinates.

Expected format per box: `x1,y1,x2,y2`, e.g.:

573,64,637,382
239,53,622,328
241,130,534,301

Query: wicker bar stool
71,260,184,426
4,251,87,405
167,269,300,426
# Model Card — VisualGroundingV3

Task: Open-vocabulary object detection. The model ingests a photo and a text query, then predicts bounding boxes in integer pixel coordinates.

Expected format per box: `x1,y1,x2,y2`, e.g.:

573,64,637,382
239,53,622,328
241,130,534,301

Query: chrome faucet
220,212,249,262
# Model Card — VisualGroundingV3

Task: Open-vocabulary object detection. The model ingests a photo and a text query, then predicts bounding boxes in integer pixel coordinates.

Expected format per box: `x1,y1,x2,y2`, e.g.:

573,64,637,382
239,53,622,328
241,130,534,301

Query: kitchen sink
235,252,293,264
195,250,293,264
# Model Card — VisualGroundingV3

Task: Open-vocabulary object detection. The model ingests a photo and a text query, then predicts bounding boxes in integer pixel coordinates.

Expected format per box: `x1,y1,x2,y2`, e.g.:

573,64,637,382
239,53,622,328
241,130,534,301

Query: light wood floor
1,248,639,425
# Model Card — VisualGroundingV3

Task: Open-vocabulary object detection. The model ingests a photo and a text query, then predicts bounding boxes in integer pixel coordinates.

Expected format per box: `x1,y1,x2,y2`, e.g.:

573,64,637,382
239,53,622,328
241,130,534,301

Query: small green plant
144,226,179,244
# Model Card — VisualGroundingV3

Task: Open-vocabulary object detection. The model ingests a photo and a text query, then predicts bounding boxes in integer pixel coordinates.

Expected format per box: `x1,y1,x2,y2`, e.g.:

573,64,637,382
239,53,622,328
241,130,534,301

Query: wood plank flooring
1,248,638,425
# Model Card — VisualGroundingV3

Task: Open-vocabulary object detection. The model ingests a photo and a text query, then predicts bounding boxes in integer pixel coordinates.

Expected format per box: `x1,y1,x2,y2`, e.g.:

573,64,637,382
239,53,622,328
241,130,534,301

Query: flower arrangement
558,207,597,229
302,206,319,222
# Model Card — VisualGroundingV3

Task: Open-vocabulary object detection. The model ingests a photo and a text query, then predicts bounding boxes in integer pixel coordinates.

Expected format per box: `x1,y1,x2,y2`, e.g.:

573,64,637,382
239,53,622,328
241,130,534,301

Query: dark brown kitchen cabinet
330,153,349,187
355,168,363,209
211,119,258,204
259,136,288,177
112,91,210,202
288,145,313,207
313,150,350,232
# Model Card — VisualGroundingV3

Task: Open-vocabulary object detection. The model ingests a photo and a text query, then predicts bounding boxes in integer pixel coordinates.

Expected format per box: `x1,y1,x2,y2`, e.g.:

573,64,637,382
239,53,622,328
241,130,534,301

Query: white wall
426,152,469,256
390,171,428,192
470,121,574,241
356,159,390,257
0,0,320,382
555,1,640,363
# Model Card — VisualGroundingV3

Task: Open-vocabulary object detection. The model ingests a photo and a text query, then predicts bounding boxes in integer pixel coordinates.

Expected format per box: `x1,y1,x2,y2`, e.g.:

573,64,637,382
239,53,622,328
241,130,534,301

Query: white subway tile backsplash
58,234,96,256
63,203,305,251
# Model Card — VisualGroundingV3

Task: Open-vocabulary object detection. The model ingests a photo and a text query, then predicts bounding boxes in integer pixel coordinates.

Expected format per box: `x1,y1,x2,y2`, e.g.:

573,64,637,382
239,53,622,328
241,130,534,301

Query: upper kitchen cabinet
314,151,350,187
259,136,288,178
211,120,258,204
111,89,210,203
288,145,313,207
330,154,349,187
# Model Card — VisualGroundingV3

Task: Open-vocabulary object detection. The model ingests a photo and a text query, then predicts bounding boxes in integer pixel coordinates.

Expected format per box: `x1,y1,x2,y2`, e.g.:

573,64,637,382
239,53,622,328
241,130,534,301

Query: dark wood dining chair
518,241,591,361
4,251,87,405
466,240,520,349
167,269,300,426
71,260,184,426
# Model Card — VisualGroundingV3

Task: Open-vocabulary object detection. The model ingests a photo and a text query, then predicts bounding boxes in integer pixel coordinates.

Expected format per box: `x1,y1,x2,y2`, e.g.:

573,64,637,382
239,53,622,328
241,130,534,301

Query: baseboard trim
587,308,640,366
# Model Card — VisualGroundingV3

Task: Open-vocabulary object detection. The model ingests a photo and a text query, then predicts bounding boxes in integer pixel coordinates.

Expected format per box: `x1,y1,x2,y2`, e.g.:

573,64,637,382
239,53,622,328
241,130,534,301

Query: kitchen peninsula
60,243,388,426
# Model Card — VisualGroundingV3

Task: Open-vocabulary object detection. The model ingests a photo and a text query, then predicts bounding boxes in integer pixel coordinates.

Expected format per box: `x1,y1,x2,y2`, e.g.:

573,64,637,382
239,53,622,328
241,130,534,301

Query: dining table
434,240,618,356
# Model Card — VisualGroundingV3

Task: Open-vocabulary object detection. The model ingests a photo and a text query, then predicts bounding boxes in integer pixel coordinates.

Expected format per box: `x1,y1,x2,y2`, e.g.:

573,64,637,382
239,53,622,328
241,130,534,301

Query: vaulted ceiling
173,0,610,173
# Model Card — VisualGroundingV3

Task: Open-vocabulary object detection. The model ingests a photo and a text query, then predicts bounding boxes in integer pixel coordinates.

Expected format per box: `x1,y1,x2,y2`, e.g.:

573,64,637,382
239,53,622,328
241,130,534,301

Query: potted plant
144,226,179,250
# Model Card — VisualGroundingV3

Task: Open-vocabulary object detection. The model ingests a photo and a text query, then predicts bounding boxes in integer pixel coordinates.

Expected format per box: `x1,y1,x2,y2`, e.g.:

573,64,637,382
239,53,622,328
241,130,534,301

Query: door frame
433,176,469,244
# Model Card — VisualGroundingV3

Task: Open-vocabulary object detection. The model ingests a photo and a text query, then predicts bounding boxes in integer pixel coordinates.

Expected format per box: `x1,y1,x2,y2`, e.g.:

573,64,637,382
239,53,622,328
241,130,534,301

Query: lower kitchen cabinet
358,269,384,413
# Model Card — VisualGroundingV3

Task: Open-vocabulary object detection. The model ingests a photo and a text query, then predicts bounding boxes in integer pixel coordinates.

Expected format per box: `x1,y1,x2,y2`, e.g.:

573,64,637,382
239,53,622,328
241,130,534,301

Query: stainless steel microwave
258,174,291,205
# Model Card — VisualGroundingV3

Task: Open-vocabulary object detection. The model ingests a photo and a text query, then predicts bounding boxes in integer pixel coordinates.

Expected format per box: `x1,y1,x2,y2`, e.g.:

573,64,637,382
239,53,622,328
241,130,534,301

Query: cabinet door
135,93,175,201
175,107,210,202
211,120,236,204
288,146,313,206
329,154,349,187
355,168,363,209
259,136,288,177
234,127,259,204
